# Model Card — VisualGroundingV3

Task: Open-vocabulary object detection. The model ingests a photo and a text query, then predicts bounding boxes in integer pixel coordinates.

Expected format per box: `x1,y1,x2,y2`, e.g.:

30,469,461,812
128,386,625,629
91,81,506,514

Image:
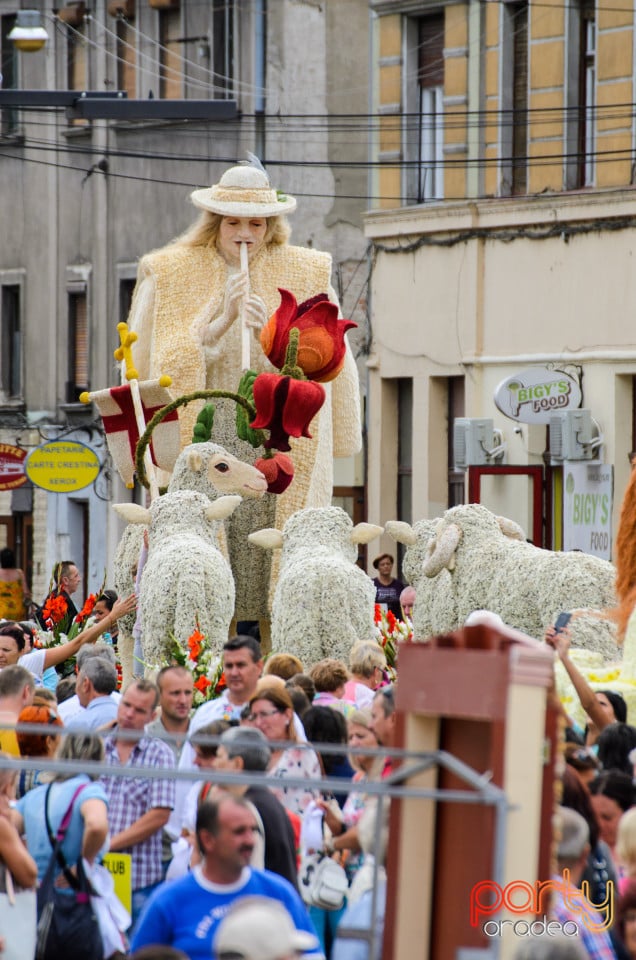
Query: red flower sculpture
255,453,295,494
250,373,325,452
260,289,356,382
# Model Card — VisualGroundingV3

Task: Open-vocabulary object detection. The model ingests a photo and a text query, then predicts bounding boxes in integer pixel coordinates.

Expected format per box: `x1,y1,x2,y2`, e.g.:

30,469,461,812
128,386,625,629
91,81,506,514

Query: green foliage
236,370,266,448
192,403,215,443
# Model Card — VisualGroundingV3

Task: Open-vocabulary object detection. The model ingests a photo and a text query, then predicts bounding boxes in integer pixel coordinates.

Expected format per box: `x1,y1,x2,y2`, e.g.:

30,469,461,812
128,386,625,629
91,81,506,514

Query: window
67,21,87,91
397,378,413,522
1,284,21,400
501,1,528,195
159,9,182,99
116,15,136,98
1,15,18,136
447,377,465,507
417,14,444,201
67,287,89,403
578,0,596,186
213,0,235,98
119,277,136,324
397,378,413,574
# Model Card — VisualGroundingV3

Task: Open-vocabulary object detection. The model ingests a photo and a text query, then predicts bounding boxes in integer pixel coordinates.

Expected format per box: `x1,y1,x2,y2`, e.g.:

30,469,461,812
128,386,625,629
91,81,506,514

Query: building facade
366,0,636,557
0,0,369,602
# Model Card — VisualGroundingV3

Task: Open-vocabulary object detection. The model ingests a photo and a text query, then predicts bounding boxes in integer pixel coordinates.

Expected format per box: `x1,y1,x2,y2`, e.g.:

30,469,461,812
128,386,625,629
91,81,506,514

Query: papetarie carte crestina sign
494,367,582,424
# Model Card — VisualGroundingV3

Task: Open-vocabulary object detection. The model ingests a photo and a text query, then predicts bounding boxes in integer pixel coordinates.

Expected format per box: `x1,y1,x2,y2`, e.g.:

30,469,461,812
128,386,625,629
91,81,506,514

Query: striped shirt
101,734,176,890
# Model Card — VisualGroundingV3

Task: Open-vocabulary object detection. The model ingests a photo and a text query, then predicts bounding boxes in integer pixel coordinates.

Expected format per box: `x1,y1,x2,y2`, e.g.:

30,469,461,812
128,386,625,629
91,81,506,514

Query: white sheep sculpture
249,507,384,665
113,490,242,667
113,442,267,679
386,503,619,659
167,441,271,623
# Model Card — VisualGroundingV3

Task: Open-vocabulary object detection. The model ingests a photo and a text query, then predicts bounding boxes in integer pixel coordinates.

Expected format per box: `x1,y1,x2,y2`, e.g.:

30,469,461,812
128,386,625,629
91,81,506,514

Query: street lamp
8,10,49,53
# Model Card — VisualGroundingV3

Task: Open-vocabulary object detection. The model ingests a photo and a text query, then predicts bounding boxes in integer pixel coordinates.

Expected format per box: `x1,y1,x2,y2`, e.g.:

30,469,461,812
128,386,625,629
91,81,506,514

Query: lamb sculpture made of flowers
249,506,383,665
386,503,618,658
113,490,242,666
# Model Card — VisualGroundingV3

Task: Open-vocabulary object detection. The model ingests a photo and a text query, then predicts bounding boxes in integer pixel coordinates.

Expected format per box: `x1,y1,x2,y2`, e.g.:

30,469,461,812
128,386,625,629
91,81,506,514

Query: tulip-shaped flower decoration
255,452,295,494
260,289,356,382
250,370,325,453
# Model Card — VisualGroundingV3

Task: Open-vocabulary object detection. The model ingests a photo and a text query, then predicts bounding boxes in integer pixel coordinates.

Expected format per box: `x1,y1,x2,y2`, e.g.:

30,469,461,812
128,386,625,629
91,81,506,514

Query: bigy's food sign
494,367,582,424
563,463,613,559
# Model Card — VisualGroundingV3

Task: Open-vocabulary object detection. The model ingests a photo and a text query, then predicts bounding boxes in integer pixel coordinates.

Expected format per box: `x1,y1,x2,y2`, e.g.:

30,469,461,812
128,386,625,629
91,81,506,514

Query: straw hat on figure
125,161,362,632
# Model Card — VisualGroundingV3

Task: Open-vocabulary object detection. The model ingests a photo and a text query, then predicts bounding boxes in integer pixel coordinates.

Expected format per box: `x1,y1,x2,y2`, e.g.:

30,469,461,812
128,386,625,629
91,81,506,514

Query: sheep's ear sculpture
350,523,384,545
205,495,242,521
186,449,204,473
384,520,417,546
113,503,151,525
496,515,526,541
248,528,285,550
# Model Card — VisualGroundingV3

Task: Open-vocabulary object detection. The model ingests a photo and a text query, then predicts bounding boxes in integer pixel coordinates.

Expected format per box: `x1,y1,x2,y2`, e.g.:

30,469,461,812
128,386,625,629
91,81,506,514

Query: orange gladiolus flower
194,675,212,694
187,627,205,662
77,594,97,621
260,289,357,382
42,595,68,625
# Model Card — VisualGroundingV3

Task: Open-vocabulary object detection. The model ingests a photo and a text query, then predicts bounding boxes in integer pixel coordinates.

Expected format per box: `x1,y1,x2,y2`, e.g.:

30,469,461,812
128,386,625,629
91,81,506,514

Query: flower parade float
118,163,362,638
85,279,363,673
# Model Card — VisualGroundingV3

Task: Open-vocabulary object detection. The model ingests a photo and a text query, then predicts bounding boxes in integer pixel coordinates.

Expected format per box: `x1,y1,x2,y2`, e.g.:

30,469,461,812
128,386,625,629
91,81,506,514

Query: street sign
494,366,582,424
0,444,27,491
563,462,613,559
26,440,100,493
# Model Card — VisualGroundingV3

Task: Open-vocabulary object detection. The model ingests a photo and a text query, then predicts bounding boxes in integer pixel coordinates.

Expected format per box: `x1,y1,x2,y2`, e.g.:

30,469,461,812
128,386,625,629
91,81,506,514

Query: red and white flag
89,380,180,486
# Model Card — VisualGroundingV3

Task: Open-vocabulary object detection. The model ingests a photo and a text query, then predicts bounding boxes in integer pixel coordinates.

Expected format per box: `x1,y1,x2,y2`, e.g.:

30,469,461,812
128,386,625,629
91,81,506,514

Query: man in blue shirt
131,794,322,960
66,657,118,730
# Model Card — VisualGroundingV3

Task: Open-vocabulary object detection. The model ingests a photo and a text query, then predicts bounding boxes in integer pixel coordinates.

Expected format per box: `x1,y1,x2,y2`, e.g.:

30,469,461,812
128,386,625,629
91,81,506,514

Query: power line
2,140,636,203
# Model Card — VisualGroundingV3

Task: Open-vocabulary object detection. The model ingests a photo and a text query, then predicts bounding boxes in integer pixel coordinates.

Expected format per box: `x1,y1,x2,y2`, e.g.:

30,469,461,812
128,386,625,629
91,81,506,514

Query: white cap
213,897,318,960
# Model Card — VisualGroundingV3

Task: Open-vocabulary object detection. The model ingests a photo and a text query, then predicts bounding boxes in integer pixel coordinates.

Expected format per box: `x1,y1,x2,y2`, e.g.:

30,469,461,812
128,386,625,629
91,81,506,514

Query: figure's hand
545,624,571,658
245,295,267,333
223,271,250,326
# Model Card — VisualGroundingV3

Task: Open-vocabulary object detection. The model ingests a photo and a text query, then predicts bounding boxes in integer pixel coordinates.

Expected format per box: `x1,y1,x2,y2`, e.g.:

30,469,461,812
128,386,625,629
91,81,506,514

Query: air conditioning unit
453,418,504,470
549,409,597,461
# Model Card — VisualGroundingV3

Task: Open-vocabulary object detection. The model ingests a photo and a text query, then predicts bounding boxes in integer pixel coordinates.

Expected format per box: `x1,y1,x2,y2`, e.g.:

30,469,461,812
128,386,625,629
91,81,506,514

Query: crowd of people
0,556,401,960
5,545,636,960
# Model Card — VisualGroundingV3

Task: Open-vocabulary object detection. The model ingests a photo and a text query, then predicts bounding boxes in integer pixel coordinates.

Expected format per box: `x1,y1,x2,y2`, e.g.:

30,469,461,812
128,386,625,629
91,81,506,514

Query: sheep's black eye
214,462,230,473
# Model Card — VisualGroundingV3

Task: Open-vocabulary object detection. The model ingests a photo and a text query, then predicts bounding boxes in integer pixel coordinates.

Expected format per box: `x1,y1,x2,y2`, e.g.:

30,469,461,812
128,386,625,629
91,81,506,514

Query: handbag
35,783,104,960
301,855,349,911
0,861,37,960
